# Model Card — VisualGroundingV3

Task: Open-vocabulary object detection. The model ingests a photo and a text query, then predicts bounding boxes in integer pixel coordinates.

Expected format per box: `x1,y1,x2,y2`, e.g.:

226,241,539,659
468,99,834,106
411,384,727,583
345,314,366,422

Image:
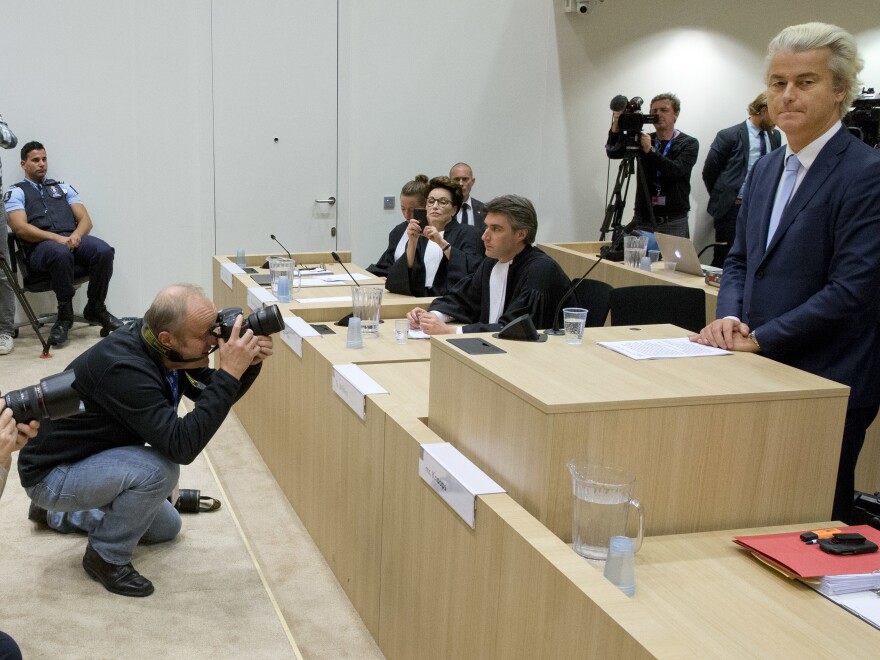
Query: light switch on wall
383,196,395,210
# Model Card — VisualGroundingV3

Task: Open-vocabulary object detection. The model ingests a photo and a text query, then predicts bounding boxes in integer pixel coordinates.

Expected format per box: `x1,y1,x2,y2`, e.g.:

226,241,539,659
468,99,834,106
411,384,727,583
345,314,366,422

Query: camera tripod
599,141,657,259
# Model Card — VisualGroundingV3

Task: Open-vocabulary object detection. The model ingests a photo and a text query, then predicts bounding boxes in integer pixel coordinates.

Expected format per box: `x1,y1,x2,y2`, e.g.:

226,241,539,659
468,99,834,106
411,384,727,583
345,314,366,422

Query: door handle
315,196,336,205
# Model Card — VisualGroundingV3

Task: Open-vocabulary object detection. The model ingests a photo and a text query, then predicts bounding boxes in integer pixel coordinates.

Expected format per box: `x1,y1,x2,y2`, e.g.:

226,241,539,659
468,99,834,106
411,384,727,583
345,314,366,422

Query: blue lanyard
165,369,180,405
654,130,678,180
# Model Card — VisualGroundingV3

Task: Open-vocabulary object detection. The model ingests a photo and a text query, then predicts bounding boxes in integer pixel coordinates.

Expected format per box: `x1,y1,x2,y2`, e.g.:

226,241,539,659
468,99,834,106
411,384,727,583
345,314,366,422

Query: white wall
1,1,878,315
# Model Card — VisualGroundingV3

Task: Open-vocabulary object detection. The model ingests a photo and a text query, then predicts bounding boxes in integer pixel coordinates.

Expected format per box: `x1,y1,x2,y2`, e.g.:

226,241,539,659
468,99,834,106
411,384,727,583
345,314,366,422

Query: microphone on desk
269,234,292,259
332,251,361,327
544,252,607,336
332,251,360,286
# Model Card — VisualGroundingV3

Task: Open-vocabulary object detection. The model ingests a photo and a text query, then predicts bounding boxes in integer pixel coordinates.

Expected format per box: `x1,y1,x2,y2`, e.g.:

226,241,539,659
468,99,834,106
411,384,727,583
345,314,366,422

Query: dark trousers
27,235,114,305
832,404,880,523
712,204,740,268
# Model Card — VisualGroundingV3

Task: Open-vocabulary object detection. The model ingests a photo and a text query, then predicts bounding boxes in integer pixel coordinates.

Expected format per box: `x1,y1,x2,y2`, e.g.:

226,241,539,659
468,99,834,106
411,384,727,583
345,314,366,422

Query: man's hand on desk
406,307,454,335
689,318,758,352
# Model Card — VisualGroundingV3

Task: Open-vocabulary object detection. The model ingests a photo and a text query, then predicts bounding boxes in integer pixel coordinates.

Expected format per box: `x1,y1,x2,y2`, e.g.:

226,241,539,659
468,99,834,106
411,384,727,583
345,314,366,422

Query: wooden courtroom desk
226,315,432,637
427,324,850,540
540,241,719,324
535,245,880,496
212,254,435,323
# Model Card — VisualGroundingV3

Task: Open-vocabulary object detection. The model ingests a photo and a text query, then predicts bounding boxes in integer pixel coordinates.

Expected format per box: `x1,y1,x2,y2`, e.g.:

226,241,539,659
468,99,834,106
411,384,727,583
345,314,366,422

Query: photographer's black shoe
27,501,48,526
82,544,154,597
83,302,124,334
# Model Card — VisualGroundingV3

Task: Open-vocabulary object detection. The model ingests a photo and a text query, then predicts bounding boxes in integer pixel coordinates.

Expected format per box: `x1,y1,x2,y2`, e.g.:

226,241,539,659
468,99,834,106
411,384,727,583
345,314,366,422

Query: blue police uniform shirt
4,178,82,213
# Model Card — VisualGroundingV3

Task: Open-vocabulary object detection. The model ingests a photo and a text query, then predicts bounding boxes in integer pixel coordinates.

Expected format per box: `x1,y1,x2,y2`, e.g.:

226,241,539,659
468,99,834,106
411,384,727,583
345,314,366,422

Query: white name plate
331,364,388,420
419,443,505,528
246,286,276,311
280,316,320,357
220,262,244,289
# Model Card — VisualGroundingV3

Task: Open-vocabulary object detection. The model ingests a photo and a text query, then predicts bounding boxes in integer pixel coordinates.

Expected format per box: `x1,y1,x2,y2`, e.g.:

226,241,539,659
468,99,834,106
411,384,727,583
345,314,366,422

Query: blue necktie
759,131,767,156
766,154,800,247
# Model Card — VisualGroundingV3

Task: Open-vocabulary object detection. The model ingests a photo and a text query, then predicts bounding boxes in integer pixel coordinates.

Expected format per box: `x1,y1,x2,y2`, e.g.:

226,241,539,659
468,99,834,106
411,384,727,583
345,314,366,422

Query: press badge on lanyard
651,131,677,206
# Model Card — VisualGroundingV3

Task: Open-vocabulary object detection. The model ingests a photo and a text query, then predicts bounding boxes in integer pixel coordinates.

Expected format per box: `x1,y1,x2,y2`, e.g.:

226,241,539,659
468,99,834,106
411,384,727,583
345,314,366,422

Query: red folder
734,525,880,578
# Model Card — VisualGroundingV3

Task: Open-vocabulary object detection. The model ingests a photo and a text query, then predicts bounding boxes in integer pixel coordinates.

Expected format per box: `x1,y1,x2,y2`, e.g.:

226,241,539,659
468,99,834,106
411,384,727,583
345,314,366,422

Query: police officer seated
4,141,123,345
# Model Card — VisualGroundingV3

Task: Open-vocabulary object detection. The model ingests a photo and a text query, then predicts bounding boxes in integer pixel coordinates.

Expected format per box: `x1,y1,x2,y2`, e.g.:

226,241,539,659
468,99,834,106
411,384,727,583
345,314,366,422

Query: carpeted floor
0,325,383,659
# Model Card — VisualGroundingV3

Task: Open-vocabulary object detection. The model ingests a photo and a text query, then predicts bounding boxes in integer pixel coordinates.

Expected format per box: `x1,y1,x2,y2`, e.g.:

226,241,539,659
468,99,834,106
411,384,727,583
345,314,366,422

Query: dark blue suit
718,125,880,519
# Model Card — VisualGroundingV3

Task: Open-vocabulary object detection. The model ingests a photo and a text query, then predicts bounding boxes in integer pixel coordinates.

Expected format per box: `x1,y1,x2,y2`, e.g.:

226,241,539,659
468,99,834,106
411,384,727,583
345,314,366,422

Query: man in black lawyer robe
407,195,570,334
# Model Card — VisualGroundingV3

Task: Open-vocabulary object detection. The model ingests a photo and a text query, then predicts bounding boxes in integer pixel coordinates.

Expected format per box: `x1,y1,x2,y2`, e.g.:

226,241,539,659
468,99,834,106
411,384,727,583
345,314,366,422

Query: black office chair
571,278,612,327
609,285,706,333
3,231,90,354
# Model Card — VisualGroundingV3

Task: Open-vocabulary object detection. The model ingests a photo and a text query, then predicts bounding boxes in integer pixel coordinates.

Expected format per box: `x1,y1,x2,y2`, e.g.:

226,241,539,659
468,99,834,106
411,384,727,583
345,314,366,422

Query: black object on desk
448,338,507,355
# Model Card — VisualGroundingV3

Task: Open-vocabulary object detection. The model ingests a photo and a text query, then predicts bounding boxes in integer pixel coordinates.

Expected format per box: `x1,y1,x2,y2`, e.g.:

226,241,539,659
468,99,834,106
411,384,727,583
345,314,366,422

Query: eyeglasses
426,197,452,207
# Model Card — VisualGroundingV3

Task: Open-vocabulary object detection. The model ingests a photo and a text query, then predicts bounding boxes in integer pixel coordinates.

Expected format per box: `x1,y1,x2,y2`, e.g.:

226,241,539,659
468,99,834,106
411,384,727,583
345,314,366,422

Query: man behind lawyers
407,194,570,334
702,93,782,267
449,162,487,232
691,23,880,523
605,93,699,238
19,284,273,596
4,141,123,346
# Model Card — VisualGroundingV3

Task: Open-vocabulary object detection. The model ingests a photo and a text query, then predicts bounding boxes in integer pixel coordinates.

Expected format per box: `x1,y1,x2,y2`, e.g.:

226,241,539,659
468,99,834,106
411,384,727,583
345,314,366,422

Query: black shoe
82,544,154,597
83,302,124,333
49,301,74,346
48,318,72,345
27,500,48,526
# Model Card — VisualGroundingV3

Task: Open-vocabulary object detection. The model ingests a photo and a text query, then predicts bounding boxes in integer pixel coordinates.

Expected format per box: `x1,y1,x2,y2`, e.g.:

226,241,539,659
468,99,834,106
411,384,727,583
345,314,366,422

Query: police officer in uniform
4,141,122,345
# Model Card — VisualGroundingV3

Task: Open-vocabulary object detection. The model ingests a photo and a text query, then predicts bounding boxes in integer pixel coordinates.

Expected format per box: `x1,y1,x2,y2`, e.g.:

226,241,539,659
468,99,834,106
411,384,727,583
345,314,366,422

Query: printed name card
220,262,244,288
418,443,505,528
331,364,388,420
246,286,276,312
280,316,320,357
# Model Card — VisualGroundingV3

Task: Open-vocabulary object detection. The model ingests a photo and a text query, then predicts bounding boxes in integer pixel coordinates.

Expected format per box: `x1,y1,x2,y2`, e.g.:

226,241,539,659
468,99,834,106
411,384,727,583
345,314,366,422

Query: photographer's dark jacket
606,130,699,220
18,319,261,487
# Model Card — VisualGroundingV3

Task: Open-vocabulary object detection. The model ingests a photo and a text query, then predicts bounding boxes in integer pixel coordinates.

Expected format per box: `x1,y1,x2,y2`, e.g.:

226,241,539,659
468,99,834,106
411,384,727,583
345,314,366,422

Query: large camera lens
216,305,285,341
2,370,85,424
243,305,284,337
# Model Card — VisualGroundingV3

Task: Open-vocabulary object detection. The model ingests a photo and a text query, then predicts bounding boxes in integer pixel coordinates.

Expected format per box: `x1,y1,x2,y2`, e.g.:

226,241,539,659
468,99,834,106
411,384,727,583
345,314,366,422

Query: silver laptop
654,233,713,277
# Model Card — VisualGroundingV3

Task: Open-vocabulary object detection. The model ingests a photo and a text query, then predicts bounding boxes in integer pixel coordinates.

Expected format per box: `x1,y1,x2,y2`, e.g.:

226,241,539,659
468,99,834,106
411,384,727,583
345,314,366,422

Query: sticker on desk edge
220,262,244,288
246,286,275,311
280,316,320,357
331,364,388,420
418,443,505,528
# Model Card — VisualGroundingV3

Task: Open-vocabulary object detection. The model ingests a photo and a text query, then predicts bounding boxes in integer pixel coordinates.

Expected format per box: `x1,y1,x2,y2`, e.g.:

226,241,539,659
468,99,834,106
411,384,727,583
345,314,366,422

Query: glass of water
563,307,588,345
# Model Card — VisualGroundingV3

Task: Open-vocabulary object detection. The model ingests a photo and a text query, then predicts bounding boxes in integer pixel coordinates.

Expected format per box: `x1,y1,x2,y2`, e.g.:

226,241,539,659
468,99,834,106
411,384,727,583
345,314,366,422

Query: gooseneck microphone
332,251,360,286
544,253,607,336
269,234,292,259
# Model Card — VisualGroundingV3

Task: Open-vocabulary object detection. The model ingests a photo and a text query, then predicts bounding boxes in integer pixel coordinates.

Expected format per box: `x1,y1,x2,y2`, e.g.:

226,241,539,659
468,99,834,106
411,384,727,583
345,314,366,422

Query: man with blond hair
693,23,880,522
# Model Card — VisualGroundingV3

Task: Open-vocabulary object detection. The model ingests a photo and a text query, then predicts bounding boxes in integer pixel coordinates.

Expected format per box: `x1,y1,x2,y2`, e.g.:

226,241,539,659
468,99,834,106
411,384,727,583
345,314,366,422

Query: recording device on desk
2,370,84,424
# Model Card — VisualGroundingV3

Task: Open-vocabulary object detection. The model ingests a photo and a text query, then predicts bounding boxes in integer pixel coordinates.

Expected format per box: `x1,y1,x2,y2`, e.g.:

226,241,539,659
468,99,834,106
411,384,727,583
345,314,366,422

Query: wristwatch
748,330,761,352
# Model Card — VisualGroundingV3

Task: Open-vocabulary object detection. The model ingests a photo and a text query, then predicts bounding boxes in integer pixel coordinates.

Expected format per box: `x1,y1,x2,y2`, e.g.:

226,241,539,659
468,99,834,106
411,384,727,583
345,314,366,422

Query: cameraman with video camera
606,93,699,238
17,283,276,597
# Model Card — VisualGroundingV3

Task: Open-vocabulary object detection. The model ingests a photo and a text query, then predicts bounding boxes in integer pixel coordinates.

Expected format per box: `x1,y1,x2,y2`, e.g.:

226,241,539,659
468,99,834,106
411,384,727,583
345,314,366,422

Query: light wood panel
428,325,849,539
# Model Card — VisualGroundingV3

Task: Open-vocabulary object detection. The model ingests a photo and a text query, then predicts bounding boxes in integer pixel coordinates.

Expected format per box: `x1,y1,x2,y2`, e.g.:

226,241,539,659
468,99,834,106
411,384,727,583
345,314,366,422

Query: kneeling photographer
17,283,278,597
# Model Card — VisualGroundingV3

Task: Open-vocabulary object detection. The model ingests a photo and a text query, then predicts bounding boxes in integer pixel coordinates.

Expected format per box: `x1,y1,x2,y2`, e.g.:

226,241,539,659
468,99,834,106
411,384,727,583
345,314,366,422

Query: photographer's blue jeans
26,446,181,565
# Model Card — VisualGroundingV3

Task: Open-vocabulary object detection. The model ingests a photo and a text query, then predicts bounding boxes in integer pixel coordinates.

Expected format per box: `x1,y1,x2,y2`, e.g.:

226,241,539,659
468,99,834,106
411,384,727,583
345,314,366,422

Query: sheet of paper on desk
320,273,371,284
598,337,733,360
811,587,880,631
408,329,430,340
